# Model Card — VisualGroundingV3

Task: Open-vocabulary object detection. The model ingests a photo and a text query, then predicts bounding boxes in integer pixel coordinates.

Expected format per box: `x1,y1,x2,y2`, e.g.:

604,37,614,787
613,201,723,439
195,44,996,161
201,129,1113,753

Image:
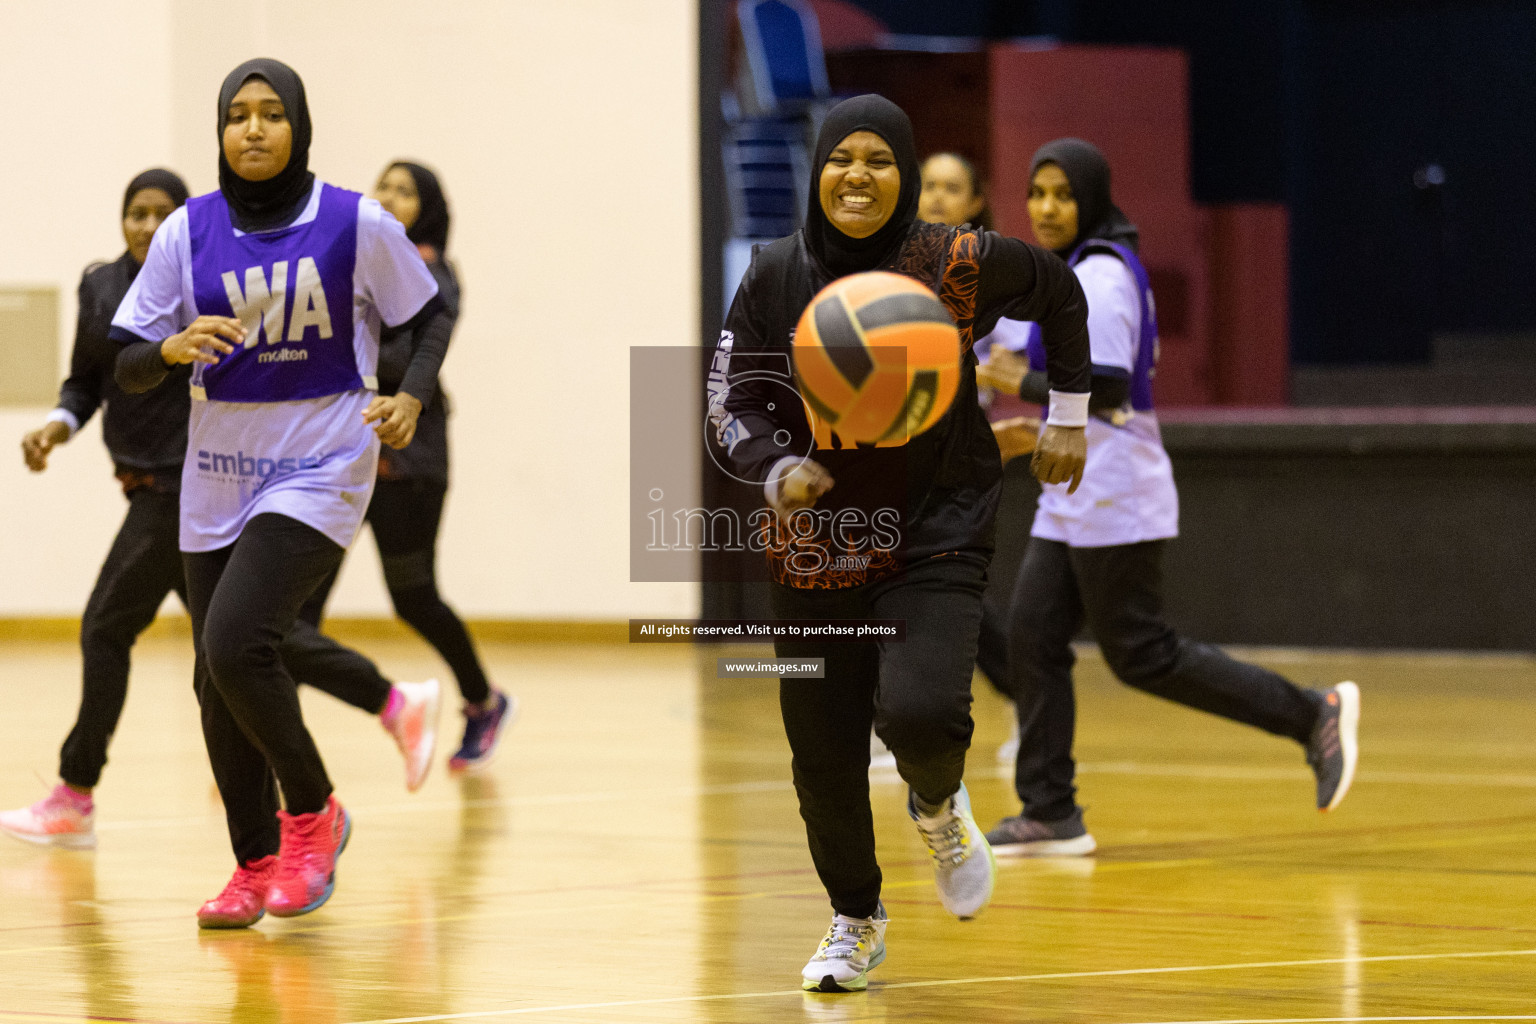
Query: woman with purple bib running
0,166,441,853
112,58,453,928
977,138,1362,857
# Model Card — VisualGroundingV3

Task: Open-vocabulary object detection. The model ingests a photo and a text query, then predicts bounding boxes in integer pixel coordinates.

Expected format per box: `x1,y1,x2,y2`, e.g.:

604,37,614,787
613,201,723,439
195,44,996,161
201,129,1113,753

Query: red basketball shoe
265,795,350,917
198,855,278,929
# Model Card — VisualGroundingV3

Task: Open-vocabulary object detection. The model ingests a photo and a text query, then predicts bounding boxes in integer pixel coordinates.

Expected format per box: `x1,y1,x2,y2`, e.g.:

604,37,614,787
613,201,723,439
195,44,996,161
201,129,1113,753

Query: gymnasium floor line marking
0,865,1229,955
18,846,1519,949
5,835,1522,950
337,947,1536,1023
339,853,1230,923
0,867,870,956
1110,1018,1536,1024
90,778,792,833
79,765,1536,836
1089,812,1536,860
879,894,1536,938
15,871,1531,964
1234,859,1536,880
881,895,1273,922
0,863,1280,957
0,857,898,950
1164,821,1536,862
1067,762,1536,789
0,1011,200,1024
1212,645,1536,667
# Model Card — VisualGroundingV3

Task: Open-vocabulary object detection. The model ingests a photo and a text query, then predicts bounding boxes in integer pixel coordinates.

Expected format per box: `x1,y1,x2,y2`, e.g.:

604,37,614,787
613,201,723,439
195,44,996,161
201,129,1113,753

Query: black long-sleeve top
709,221,1091,590
56,252,191,489
375,259,459,484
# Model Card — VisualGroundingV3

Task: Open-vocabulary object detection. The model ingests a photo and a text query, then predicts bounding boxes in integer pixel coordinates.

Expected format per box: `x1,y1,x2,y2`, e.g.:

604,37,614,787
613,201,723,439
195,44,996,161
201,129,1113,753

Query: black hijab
388,161,450,255
217,58,315,232
1029,137,1140,254
805,94,922,277
122,168,189,218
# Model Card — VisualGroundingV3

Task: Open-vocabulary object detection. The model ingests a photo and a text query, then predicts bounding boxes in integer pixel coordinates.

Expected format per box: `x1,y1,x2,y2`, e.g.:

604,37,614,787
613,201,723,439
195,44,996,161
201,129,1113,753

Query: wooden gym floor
2,633,1535,1022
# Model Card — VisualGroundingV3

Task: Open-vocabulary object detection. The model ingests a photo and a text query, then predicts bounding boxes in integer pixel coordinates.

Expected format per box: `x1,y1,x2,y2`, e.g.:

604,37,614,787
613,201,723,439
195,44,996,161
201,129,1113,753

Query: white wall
0,0,699,620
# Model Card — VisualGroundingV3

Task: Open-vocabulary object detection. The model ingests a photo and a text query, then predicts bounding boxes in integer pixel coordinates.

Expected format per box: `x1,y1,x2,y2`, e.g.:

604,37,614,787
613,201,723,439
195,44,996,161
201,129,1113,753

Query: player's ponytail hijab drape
216,57,315,232
805,94,923,278
1028,138,1140,254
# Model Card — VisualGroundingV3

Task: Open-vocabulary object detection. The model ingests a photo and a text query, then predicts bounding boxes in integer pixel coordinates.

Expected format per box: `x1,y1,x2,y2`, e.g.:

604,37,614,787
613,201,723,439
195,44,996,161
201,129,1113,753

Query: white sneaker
381,679,442,792
909,783,995,919
801,904,888,992
868,729,896,771
0,784,96,849
996,717,1020,765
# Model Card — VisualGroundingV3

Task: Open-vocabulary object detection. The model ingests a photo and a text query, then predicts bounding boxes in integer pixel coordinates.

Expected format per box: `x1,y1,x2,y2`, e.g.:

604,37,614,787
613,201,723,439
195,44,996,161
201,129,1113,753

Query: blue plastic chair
737,0,830,115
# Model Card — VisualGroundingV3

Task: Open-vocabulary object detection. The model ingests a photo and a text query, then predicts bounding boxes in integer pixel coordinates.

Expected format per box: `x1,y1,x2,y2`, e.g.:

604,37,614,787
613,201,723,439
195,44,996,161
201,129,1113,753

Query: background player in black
862,151,1017,773
917,151,991,231
300,160,515,773
710,95,1091,991
4,171,190,847
915,150,1040,766
1,166,440,851
4,170,194,848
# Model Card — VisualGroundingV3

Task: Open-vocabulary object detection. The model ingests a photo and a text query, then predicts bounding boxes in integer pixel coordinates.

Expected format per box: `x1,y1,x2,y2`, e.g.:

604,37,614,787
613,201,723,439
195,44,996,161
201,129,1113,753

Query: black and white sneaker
1307,681,1361,812
985,807,1097,858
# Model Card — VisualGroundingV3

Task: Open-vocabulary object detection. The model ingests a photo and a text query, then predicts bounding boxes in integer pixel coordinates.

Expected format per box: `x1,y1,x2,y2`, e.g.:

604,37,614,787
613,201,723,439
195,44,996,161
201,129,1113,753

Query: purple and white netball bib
1025,241,1179,547
112,179,439,551
187,185,362,402
1024,239,1158,414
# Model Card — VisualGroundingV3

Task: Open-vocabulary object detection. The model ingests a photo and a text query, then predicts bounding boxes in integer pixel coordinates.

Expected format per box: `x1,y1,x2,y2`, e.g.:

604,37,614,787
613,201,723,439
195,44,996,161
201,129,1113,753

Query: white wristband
1046,390,1090,428
763,455,802,509
45,408,80,438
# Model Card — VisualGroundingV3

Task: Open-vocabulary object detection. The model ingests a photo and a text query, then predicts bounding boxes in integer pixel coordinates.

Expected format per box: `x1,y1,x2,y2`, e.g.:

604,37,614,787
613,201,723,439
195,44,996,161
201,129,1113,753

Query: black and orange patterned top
710,219,1091,590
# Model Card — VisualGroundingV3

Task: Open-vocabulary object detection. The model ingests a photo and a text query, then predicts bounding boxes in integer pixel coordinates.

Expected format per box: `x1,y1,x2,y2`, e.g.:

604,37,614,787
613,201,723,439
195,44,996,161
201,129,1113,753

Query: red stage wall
990,44,1212,405
825,41,1290,407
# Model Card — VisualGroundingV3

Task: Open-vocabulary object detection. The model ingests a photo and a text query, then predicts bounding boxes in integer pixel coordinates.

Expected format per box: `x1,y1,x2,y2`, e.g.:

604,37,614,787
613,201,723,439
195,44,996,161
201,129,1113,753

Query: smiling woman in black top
709,95,1091,992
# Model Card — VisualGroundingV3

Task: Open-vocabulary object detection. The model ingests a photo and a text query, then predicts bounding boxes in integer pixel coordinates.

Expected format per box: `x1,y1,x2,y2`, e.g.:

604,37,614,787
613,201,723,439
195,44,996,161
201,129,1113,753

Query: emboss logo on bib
197,449,323,478
222,256,334,349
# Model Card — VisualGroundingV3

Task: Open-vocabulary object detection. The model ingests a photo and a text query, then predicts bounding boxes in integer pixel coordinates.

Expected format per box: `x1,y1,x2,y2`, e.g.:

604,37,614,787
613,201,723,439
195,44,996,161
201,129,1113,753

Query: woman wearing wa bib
112,59,452,927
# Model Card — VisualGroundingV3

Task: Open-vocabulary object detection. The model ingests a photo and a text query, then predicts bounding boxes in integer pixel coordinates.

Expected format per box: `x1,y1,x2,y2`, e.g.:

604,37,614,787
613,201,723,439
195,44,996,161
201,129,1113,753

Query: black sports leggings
186,513,372,864
1001,538,1320,822
59,489,187,789
59,491,390,793
773,552,988,920
300,478,490,705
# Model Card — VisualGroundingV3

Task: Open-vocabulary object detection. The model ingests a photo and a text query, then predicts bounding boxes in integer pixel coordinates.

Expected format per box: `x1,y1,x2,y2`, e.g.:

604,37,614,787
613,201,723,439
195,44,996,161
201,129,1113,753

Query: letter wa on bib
187,185,361,402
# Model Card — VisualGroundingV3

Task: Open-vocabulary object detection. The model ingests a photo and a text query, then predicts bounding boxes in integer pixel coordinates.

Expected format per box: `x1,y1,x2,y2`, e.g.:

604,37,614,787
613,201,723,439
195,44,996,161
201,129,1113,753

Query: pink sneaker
0,784,95,849
381,679,441,792
265,795,350,918
198,855,278,929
